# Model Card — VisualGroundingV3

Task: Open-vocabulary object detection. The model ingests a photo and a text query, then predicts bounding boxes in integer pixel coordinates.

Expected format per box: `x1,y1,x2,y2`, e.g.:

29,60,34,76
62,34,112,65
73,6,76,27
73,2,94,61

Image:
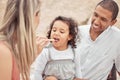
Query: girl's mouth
53,38,59,42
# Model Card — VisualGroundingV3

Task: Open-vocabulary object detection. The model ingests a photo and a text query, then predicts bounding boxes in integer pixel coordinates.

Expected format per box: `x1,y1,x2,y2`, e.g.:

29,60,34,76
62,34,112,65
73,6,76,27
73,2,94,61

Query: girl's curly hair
47,16,79,48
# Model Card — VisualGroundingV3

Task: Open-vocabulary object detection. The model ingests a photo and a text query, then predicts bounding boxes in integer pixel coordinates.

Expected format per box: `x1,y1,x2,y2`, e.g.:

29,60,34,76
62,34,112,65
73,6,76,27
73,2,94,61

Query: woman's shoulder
0,40,12,80
0,40,12,60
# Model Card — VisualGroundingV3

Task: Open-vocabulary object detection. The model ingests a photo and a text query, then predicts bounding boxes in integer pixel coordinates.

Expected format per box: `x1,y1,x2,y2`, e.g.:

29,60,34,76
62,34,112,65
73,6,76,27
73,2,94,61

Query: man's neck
90,28,102,41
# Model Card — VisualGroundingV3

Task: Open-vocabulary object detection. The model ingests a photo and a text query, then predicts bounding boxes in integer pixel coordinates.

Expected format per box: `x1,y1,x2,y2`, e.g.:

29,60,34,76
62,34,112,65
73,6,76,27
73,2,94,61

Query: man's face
91,5,116,34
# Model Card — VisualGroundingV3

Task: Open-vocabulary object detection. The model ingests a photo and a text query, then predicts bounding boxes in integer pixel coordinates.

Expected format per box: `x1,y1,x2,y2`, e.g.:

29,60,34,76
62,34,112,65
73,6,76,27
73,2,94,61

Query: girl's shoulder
40,44,52,56
42,43,53,52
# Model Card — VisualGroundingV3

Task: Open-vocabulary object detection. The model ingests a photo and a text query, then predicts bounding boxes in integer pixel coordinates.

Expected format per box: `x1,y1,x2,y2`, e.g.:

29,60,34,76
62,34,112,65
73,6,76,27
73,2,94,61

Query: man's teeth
93,25,99,28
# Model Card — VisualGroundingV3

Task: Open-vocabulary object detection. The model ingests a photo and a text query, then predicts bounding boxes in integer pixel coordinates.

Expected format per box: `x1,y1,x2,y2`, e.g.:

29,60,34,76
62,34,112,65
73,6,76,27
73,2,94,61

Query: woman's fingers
36,36,54,54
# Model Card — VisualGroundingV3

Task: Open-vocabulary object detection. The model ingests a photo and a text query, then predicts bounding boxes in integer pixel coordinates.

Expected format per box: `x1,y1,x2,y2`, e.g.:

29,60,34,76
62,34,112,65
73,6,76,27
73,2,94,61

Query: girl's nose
54,31,59,35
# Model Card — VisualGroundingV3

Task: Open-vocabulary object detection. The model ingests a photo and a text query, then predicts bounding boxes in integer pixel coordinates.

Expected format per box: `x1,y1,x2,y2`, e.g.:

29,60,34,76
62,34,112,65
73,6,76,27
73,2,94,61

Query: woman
0,0,41,80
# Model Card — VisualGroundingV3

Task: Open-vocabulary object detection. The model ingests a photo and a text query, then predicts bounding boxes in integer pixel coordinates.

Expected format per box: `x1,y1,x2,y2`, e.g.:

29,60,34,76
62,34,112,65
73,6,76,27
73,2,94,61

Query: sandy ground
0,0,120,79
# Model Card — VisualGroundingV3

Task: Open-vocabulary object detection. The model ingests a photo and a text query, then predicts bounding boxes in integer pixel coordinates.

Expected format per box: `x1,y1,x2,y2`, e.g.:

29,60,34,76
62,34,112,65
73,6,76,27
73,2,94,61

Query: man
75,0,120,80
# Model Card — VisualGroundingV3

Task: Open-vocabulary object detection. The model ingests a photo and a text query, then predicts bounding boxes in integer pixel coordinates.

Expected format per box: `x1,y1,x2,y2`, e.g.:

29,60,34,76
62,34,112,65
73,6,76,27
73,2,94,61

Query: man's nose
94,18,101,25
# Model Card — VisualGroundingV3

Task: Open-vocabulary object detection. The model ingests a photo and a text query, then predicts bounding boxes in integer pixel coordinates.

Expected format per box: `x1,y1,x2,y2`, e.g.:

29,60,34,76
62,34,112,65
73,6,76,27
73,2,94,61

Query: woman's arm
36,36,54,55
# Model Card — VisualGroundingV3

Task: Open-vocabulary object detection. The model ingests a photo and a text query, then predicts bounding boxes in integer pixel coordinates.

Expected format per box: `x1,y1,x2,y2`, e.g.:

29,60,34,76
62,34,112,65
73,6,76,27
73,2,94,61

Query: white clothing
43,59,75,80
30,45,79,80
75,25,120,80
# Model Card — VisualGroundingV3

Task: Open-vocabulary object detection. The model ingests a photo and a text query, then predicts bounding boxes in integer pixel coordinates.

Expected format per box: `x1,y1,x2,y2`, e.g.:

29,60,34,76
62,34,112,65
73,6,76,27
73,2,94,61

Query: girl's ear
68,35,72,41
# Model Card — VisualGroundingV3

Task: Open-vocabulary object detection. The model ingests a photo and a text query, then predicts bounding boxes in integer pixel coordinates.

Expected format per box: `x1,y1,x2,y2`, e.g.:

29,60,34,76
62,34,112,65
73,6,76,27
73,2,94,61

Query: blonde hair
0,0,41,80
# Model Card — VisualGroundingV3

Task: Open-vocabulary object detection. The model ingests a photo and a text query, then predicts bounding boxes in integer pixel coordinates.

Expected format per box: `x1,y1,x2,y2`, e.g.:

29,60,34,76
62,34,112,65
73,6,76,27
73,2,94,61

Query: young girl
30,16,80,80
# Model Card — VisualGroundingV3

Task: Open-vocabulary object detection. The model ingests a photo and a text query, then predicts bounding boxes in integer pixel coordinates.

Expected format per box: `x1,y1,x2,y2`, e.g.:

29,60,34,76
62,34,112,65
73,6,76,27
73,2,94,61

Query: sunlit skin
34,11,43,55
90,5,117,41
45,76,58,80
50,20,72,51
34,11,55,54
34,11,40,29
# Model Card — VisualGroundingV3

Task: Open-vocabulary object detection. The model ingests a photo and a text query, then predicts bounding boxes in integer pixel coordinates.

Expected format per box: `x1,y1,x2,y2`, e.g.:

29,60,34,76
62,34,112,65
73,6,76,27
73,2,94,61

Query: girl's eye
60,31,64,33
52,29,56,32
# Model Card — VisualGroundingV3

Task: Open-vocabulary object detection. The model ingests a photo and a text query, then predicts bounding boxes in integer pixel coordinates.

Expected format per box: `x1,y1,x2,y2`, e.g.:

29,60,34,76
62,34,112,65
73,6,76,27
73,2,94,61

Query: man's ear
111,19,117,26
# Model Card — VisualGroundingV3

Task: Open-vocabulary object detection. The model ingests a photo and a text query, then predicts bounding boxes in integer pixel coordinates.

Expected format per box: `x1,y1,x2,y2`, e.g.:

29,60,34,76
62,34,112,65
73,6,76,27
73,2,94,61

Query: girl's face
50,20,72,50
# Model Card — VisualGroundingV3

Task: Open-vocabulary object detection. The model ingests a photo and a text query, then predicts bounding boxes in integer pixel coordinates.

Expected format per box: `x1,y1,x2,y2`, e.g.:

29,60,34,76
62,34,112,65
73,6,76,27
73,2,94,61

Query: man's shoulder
111,26,120,36
111,26,120,32
110,26,120,40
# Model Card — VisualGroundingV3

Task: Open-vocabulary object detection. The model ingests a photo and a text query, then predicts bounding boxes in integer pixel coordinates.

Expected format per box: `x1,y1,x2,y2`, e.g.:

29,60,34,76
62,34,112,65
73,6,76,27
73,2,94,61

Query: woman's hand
36,36,54,55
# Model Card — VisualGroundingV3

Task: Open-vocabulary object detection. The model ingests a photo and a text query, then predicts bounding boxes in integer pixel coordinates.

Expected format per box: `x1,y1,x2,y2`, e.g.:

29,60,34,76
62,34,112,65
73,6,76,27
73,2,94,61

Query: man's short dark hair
96,0,119,20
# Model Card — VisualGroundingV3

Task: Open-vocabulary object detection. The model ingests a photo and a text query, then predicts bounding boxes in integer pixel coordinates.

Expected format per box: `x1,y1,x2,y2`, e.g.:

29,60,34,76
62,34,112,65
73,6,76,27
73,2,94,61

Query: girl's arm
30,48,49,80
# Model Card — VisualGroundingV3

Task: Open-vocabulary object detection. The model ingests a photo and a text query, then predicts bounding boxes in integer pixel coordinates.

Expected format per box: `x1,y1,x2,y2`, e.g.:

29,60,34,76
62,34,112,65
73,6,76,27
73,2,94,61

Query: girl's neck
53,45,68,51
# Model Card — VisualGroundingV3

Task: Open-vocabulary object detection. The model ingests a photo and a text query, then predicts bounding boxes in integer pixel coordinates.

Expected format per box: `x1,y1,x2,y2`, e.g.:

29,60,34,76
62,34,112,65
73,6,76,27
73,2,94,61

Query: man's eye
93,12,98,17
94,13,98,17
101,18,107,22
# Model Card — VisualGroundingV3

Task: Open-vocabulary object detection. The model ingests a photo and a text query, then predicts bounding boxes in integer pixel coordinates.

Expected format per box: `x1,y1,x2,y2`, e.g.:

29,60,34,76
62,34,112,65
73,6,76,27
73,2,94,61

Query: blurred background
0,0,120,35
38,0,120,36
0,0,120,79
